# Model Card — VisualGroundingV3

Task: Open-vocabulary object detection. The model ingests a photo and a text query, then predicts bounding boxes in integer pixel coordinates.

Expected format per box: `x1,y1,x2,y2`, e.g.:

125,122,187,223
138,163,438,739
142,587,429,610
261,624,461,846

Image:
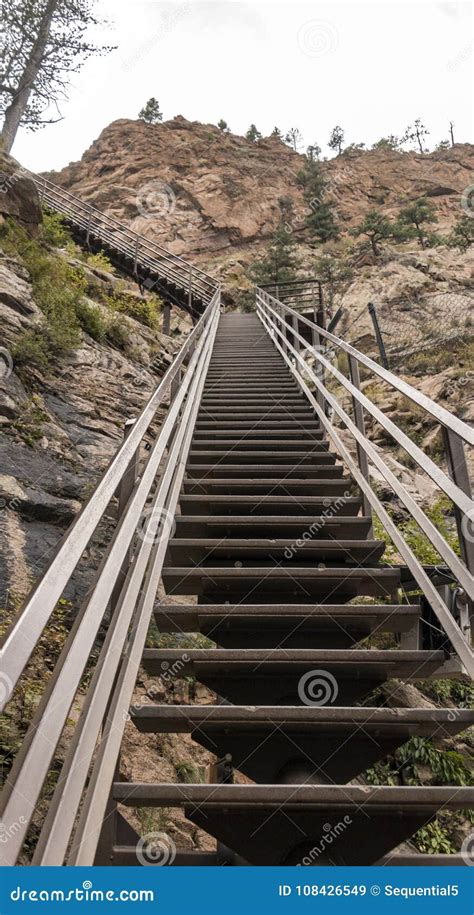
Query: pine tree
371,135,401,151
246,124,262,142
139,98,163,124
350,210,395,256
0,0,115,153
270,126,283,139
328,125,344,155
397,198,437,247
217,119,229,131
313,253,353,309
448,215,474,252
297,157,339,242
285,127,303,151
249,223,300,286
402,118,430,153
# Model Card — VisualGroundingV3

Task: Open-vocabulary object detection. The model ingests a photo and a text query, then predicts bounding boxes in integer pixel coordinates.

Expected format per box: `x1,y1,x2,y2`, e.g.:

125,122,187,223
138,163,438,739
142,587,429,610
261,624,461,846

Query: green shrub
414,821,455,854
105,316,129,350
86,251,113,272
107,292,161,328
41,211,70,248
75,300,107,341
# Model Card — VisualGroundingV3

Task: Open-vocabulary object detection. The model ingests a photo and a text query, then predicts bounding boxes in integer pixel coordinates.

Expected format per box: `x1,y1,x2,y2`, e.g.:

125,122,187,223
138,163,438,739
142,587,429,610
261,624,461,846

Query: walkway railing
0,288,220,865
256,286,474,676
31,174,219,313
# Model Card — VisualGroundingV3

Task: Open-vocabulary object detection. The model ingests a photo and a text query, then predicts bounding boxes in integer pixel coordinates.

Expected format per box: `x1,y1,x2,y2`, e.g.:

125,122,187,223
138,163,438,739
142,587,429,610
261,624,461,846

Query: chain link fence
369,292,473,369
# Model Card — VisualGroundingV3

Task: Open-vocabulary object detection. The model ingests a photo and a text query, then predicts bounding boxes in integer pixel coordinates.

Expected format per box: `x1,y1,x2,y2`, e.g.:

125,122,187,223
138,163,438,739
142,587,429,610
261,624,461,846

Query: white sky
11,0,473,172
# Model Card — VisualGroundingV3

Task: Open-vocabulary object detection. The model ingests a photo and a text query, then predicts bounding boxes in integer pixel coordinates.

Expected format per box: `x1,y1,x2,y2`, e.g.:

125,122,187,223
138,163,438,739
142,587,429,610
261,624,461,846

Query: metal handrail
256,288,474,676
0,289,220,864
260,288,474,446
30,174,218,306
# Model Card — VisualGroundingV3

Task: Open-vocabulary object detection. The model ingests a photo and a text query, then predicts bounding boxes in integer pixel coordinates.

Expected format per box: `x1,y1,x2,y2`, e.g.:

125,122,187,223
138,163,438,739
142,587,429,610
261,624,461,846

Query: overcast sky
11,0,473,172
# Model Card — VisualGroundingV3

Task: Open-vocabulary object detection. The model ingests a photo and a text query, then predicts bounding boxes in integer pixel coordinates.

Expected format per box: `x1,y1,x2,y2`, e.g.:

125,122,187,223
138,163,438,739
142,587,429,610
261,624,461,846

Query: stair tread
132,704,473,731
114,782,472,809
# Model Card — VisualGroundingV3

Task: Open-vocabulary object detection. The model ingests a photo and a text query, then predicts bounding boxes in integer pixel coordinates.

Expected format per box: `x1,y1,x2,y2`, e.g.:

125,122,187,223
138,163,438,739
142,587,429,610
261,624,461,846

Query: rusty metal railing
256,286,474,676
0,288,220,865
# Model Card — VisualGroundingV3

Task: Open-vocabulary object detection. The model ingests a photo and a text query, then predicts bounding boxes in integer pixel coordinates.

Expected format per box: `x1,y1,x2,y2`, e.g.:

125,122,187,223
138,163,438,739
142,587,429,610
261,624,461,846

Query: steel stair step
185,464,344,478
192,430,325,441
141,647,444,706
153,602,420,634
182,478,351,494
161,565,399,601
174,515,374,537
112,782,473,865
166,538,384,565
131,705,473,784
187,450,338,464
178,494,360,515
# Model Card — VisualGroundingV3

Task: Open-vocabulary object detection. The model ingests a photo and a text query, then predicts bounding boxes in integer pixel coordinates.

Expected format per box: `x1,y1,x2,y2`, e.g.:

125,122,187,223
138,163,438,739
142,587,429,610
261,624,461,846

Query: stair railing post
368,301,390,369
311,324,326,413
109,418,140,614
188,266,193,313
162,302,171,336
133,234,140,276
348,355,373,532
86,205,93,247
442,426,474,638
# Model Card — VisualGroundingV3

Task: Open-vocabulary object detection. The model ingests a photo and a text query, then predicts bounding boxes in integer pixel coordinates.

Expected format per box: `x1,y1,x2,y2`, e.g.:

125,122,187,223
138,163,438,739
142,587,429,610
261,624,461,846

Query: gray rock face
0,151,42,229
0,242,188,611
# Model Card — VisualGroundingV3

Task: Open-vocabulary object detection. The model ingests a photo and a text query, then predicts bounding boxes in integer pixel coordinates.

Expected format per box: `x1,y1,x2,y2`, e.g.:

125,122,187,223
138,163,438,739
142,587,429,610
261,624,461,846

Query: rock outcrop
45,116,474,259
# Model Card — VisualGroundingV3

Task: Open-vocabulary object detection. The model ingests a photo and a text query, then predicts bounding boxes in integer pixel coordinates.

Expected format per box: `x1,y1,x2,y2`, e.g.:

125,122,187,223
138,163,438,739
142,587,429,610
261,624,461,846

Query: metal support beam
348,355,373,530
162,302,171,336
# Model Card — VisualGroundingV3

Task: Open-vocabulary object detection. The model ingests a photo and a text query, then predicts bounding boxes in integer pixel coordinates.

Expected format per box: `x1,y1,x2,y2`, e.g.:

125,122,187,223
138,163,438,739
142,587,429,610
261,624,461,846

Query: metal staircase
31,174,218,321
0,280,473,866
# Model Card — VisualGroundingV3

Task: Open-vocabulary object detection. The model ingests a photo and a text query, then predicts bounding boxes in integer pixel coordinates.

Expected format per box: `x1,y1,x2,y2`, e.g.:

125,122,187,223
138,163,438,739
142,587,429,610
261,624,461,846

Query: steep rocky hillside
46,116,473,258
0,159,190,609
45,118,473,397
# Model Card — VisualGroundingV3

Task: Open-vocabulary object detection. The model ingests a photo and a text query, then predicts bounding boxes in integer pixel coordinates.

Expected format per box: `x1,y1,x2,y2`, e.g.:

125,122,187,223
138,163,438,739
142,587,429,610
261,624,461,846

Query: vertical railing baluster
442,427,474,639
348,355,373,532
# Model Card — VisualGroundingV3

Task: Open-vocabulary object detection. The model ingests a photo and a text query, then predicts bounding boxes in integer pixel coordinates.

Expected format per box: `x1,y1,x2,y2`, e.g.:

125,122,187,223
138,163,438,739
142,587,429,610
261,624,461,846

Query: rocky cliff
45,116,474,259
